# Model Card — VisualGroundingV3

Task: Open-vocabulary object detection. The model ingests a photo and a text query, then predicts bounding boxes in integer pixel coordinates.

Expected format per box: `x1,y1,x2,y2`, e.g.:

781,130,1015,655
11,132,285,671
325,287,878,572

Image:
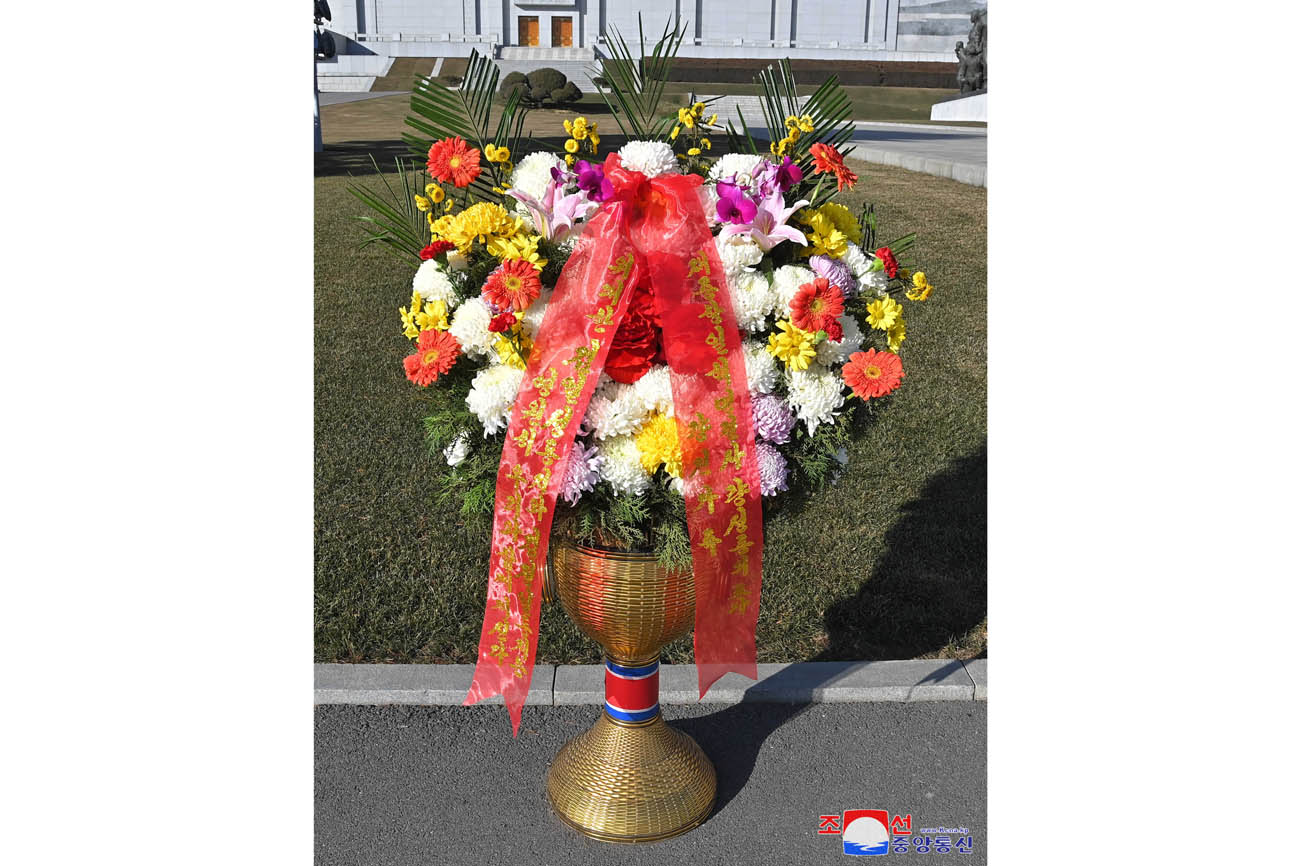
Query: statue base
930,91,987,123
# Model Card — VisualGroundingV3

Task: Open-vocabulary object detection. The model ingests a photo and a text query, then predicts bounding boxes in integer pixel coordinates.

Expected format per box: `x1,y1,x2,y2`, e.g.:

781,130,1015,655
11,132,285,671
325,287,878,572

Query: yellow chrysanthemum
887,316,906,352
441,202,518,251
802,213,849,259
692,102,706,115
797,114,815,133
565,153,575,166
670,125,681,140
589,132,600,150
484,143,511,163
415,298,449,332
635,413,683,478
429,185,445,204
494,329,533,370
677,107,696,128
906,271,934,301
806,202,863,244
865,297,904,331
688,147,701,156
399,290,421,339
487,232,548,271
414,195,431,213
700,137,712,150
706,114,718,126
767,320,817,371
564,138,579,154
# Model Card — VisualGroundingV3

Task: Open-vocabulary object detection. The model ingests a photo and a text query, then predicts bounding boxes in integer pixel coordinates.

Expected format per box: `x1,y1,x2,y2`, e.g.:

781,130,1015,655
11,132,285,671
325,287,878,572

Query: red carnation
488,312,517,333
604,283,662,384
419,240,455,261
875,246,899,279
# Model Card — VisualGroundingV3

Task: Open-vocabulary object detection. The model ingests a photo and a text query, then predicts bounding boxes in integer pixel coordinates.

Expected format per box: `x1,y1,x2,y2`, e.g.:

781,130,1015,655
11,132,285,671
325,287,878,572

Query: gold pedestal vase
543,539,717,843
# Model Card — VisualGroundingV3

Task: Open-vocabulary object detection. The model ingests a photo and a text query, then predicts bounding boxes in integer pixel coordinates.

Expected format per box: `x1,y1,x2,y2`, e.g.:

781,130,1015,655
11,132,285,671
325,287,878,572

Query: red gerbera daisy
426,136,482,188
419,240,456,261
875,246,899,279
843,349,904,400
403,329,460,387
482,259,542,312
789,277,845,341
809,142,858,192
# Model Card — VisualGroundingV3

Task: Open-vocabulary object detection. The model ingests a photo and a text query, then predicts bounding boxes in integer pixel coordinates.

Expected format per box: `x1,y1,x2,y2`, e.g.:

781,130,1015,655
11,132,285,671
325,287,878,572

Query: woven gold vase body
544,540,717,843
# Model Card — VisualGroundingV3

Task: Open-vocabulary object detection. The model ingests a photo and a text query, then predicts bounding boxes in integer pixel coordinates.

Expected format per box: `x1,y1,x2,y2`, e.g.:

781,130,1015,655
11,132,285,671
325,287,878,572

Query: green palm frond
401,49,529,198
346,155,429,262
729,59,857,189
592,15,686,141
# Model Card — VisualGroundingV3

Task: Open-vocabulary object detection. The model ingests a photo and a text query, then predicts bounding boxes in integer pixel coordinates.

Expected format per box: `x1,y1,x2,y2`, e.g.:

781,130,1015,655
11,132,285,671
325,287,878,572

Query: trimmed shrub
526,67,567,100
498,71,528,102
551,81,583,105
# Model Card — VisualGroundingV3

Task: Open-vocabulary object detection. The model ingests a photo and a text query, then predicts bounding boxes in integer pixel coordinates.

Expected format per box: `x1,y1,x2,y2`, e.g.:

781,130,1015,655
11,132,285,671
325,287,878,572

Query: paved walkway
849,122,987,187
317,90,408,107
316,702,987,865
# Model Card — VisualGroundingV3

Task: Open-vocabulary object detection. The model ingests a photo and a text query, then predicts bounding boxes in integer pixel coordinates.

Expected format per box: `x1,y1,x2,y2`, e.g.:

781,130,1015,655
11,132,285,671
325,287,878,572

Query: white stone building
317,1,984,91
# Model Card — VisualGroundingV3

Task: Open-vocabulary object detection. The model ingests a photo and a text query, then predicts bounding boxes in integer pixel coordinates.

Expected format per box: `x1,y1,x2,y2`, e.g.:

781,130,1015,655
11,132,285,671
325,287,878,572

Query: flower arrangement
354,45,937,570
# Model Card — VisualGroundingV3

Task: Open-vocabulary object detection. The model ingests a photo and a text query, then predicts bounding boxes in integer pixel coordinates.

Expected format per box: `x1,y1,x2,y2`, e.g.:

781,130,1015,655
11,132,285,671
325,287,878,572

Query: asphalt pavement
316,701,986,865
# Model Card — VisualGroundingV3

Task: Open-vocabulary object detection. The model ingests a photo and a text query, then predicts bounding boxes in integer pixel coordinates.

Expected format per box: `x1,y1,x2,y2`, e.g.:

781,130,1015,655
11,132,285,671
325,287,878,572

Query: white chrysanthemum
443,432,472,466
815,315,866,367
698,184,720,227
617,140,678,178
785,366,846,437
771,264,817,311
519,286,552,339
729,269,777,332
583,381,649,440
412,259,460,309
466,364,526,435
742,339,780,394
715,235,764,283
842,243,872,280
708,153,766,189
448,297,494,359
597,434,651,496
843,244,887,296
511,151,562,201
632,365,675,417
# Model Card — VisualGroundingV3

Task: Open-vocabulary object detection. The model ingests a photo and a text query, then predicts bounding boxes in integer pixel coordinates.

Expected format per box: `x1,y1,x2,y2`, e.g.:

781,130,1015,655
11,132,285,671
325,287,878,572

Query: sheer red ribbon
464,154,765,734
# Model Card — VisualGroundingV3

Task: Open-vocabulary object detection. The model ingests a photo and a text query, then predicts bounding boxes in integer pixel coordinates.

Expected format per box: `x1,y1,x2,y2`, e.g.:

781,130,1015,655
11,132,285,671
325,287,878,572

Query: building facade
325,0,983,58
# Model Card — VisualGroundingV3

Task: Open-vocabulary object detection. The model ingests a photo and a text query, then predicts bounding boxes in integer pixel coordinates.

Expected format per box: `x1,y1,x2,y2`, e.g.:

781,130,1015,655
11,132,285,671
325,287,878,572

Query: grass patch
315,110,986,665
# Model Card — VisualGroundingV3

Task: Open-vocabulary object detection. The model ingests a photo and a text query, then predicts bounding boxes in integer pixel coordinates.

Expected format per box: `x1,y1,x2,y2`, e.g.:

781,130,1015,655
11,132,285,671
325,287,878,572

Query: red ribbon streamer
465,154,765,733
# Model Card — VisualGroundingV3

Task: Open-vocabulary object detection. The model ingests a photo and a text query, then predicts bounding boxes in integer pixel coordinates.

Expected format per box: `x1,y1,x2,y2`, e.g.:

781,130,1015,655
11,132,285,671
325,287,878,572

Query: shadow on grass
818,447,986,661
672,449,985,816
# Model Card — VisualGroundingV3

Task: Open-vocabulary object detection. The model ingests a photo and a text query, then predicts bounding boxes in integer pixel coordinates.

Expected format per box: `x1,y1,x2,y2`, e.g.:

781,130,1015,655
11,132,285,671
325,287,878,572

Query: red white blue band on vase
604,659,660,723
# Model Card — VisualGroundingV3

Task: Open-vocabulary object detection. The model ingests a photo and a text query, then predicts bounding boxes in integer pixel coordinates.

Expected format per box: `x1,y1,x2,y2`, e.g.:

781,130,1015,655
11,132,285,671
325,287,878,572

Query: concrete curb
315,660,986,706
849,146,986,188
851,121,987,134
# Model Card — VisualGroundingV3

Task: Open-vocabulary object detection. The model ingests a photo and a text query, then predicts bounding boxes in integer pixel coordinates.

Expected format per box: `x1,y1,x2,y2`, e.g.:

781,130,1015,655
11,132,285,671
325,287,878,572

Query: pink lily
719,188,809,252
507,180,598,243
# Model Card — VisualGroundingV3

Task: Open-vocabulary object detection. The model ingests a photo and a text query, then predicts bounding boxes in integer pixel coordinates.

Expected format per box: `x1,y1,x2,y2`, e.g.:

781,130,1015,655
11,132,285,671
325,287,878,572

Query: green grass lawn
315,106,987,665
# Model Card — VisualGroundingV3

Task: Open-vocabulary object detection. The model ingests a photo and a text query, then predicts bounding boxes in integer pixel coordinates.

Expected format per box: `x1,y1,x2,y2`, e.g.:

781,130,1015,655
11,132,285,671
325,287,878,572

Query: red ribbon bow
464,154,765,734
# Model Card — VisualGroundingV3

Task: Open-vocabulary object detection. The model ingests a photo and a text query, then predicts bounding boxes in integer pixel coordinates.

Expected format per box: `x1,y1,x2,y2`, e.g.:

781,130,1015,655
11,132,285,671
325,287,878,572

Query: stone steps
491,58,599,91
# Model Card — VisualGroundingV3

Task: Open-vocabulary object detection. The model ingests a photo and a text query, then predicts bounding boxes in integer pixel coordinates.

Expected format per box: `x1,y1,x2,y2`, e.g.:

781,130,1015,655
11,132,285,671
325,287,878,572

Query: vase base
546,711,717,843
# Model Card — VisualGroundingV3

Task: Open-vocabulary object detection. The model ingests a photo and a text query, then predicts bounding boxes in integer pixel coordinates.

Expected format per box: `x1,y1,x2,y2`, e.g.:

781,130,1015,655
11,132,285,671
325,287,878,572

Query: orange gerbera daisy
843,348,904,400
403,329,460,386
427,136,482,188
789,277,845,341
482,259,542,312
809,142,858,192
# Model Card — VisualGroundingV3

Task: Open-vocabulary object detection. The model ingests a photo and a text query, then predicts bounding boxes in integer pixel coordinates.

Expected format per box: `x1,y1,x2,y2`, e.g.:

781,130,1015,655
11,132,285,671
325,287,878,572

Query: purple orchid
719,187,809,252
506,179,598,243
715,181,758,225
573,159,614,202
753,156,804,197
773,156,803,192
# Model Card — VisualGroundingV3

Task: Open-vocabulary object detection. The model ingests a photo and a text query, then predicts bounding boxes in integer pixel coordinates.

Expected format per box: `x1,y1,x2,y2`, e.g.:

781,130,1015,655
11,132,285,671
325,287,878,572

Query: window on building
518,16,539,46
551,16,573,47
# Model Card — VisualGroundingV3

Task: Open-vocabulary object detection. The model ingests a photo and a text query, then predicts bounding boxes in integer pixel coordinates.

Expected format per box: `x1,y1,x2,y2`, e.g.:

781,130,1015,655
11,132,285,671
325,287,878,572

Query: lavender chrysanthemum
755,441,790,497
560,441,603,505
751,393,797,445
810,253,858,298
